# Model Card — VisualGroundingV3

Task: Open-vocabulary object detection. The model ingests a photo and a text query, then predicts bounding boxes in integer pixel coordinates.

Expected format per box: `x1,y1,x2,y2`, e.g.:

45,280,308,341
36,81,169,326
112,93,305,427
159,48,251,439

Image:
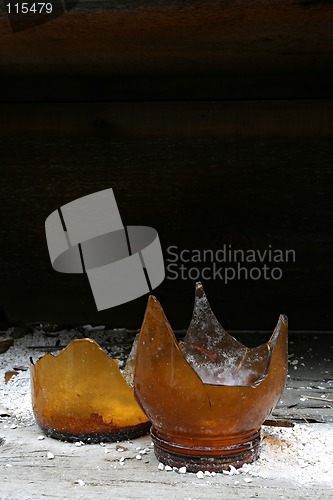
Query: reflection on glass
134,283,288,472
31,338,150,442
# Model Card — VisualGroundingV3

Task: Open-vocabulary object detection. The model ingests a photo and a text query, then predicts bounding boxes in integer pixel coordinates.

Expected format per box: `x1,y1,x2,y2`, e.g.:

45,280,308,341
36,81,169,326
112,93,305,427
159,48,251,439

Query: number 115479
6,3,53,14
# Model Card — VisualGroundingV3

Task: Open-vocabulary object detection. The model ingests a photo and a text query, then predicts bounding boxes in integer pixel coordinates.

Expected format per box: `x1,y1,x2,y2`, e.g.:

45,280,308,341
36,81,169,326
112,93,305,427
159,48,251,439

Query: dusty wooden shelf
0,331,332,498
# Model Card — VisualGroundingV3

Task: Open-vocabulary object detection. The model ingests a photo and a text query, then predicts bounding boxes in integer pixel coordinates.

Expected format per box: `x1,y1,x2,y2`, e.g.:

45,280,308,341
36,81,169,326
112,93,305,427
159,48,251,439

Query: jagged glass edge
29,337,135,385
186,281,248,350
142,284,287,388
254,313,288,386
185,282,287,387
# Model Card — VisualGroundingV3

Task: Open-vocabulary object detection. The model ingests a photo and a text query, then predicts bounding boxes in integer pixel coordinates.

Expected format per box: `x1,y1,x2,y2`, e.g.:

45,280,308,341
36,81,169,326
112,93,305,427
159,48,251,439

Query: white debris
229,465,239,476
82,325,105,331
74,479,86,486
135,454,142,460
240,463,252,473
1,329,333,489
119,457,125,463
158,463,164,471
258,471,268,479
47,452,54,460
82,324,93,330
249,471,260,477
165,465,173,472
178,466,187,474
204,471,211,476
298,459,309,468
244,477,253,483
196,471,204,479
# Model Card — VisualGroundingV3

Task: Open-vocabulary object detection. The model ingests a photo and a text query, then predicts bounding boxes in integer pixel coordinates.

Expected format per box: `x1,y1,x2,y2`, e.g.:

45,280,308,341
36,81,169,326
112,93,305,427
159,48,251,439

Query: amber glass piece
31,338,150,442
134,283,288,472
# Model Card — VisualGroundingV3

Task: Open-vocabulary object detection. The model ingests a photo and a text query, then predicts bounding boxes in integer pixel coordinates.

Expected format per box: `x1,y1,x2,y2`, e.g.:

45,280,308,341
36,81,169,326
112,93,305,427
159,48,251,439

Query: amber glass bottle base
151,428,261,473
37,421,151,444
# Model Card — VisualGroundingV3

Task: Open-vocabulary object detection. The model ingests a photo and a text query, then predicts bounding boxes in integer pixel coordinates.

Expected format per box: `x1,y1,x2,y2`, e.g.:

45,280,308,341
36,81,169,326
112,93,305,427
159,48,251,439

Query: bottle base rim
151,427,261,472
36,420,151,443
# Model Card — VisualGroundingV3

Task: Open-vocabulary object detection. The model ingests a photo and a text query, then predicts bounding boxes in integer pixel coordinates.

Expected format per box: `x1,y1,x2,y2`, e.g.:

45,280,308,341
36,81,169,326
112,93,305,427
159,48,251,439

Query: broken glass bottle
30,338,150,442
134,282,288,472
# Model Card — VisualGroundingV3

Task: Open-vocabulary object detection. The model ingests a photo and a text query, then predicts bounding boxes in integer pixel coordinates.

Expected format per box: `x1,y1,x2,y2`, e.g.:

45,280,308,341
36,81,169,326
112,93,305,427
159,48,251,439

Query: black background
0,1,332,330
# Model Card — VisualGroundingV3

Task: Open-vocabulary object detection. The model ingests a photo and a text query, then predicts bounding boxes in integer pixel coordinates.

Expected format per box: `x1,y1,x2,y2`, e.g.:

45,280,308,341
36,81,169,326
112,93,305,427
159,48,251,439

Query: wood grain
0,1,333,100
1,100,333,138
1,136,332,329
0,332,332,498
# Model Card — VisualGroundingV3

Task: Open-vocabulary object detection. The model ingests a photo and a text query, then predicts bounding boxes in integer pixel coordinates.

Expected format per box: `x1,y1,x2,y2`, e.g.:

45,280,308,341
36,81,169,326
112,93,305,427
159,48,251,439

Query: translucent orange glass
134,283,288,472
31,338,150,442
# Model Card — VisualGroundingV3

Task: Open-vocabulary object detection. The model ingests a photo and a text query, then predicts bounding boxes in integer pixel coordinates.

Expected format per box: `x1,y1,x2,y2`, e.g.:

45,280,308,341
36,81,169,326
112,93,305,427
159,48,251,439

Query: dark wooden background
0,1,333,330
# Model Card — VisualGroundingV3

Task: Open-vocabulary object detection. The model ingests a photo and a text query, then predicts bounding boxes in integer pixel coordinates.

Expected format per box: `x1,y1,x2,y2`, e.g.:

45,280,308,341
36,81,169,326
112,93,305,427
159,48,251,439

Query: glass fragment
31,338,150,442
134,282,288,472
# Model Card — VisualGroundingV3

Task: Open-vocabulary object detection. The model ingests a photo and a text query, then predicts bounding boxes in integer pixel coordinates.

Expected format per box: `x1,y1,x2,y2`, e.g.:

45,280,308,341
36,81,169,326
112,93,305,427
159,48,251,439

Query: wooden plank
1,1,333,100
0,332,332,498
0,137,332,328
1,427,332,499
273,333,333,424
1,100,333,138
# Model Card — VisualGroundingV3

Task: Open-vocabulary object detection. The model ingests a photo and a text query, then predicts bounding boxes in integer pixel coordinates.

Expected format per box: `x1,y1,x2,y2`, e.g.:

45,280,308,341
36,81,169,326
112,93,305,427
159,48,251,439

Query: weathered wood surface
0,332,332,499
1,100,333,138
273,333,333,424
1,134,333,329
1,426,332,500
2,427,330,500
1,1,333,100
